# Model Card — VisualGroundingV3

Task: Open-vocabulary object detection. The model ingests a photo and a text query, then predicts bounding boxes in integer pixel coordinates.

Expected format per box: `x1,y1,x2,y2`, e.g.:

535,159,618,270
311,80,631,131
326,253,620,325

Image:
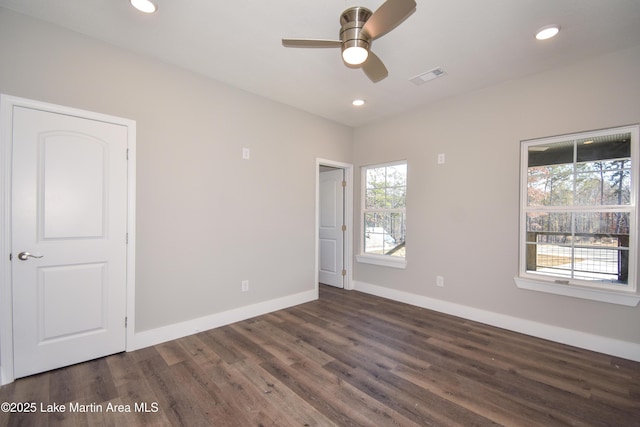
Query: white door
11,106,128,379
319,168,344,288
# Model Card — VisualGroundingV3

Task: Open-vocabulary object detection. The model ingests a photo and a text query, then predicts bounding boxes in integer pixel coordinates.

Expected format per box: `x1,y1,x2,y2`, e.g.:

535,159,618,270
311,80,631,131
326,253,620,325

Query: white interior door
319,168,344,288
11,106,128,379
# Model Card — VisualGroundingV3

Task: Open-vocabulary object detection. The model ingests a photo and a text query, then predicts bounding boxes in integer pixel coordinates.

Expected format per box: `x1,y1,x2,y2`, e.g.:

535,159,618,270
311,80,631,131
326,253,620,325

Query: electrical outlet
436,276,444,287
242,147,250,160
437,153,445,164
241,280,249,292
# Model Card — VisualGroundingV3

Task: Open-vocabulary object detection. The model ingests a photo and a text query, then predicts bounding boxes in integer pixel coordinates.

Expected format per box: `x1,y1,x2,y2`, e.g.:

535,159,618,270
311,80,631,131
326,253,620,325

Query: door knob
17,252,43,261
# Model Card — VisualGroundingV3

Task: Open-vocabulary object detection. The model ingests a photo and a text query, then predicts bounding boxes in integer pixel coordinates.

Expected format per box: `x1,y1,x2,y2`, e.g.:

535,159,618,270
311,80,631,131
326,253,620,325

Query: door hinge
341,180,347,188
126,233,129,244
125,317,128,328
341,269,347,276
9,253,12,261
126,149,129,160
341,225,346,232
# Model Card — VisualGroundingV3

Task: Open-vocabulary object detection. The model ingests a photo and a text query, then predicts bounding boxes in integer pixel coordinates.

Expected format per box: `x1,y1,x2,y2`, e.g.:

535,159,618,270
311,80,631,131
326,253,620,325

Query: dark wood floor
1,285,639,426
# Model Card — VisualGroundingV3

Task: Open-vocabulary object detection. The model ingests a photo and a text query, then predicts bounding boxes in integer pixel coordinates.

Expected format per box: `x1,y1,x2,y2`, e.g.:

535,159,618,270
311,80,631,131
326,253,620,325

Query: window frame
515,125,640,306
356,160,407,269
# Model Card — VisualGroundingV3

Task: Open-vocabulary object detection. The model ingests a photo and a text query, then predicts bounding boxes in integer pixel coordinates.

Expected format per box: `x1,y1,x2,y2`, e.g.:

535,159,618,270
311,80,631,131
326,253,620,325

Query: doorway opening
316,159,353,292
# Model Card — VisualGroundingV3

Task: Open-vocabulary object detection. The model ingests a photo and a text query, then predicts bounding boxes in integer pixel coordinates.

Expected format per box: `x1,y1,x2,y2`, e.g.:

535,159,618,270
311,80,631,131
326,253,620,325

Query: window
357,161,407,268
516,125,640,306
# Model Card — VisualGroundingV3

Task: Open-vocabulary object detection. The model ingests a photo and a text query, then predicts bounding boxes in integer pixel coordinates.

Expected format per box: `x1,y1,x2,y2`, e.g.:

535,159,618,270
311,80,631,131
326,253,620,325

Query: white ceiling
2,0,640,127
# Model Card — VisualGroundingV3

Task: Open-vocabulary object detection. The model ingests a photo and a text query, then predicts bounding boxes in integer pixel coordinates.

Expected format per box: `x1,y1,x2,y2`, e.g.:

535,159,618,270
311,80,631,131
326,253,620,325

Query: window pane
572,246,626,283
386,164,407,187
366,179,407,208
366,168,385,189
576,132,631,163
528,135,632,207
387,187,406,208
364,212,406,256
525,211,629,284
527,163,574,206
575,160,630,205
574,212,630,239
526,212,572,235
528,140,573,167
366,188,386,209
526,211,574,279
574,212,629,283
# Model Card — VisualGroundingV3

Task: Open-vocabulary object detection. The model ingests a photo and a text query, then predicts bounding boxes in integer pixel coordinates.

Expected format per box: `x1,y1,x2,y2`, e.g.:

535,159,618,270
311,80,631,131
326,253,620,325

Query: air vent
409,67,446,85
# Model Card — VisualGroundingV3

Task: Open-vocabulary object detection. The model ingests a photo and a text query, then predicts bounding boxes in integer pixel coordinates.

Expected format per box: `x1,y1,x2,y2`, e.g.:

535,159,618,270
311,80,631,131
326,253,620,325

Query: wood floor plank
1,285,638,426
321,310,435,372
196,327,246,365
232,359,336,427
0,373,50,427
176,333,224,367
324,358,495,427
137,353,219,426
290,359,422,427
244,317,337,367
105,352,174,426
391,363,544,427
155,340,191,367
170,358,258,427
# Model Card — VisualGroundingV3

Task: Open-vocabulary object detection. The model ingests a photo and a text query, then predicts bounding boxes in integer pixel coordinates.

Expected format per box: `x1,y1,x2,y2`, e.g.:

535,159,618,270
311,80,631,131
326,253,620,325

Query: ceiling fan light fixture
535,25,560,40
342,45,369,65
352,99,366,106
130,0,157,14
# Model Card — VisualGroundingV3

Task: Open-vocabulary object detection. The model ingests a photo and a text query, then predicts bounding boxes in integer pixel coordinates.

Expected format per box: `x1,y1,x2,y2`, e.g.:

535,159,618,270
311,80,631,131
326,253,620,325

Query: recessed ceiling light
130,0,157,14
352,99,366,107
535,25,560,40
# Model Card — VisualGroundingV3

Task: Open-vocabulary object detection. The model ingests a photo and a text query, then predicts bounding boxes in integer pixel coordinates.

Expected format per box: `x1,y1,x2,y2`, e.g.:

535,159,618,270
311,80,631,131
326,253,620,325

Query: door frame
0,94,137,385
316,158,353,292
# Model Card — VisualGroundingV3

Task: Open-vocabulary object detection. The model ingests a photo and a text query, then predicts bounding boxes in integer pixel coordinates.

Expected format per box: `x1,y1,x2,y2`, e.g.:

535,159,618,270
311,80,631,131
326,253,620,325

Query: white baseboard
131,289,317,351
353,281,640,362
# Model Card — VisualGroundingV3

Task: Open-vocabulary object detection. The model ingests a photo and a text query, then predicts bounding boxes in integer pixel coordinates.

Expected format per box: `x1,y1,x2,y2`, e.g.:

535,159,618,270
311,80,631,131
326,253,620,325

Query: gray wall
0,9,353,332
353,44,640,344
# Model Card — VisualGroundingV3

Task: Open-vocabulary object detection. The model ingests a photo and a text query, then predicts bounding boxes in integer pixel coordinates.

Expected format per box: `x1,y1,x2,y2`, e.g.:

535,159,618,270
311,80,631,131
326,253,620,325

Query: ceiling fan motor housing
340,7,372,53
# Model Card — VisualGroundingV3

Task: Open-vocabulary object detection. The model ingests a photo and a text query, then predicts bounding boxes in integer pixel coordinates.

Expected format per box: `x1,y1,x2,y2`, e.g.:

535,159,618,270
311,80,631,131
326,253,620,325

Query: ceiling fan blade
282,39,341,48
361,51,388,83
362,0,417,40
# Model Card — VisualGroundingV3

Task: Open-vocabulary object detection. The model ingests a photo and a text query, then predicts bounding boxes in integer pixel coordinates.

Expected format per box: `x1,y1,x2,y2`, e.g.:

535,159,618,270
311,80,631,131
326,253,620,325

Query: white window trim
516,125,640,306
356,253,407,269
358,160,407,269
514,276,640,306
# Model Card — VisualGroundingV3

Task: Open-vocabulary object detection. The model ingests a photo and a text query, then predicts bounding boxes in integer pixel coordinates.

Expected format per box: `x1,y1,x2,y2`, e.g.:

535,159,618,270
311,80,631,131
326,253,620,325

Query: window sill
514,276,640,307
356,254,407,269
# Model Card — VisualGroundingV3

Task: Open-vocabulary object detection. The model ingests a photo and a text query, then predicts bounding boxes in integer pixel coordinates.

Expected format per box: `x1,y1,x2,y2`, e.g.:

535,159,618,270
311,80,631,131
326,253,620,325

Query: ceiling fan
282,0,417,83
